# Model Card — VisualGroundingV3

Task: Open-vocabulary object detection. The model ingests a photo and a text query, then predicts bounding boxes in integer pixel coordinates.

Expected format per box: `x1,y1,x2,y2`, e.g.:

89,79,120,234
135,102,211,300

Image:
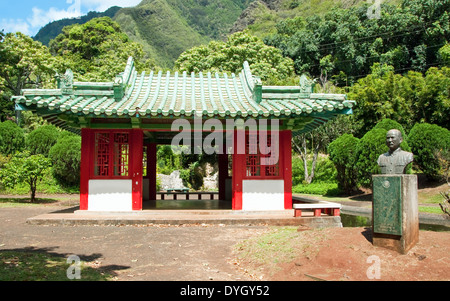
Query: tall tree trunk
30,177,36,203
292,135,320,184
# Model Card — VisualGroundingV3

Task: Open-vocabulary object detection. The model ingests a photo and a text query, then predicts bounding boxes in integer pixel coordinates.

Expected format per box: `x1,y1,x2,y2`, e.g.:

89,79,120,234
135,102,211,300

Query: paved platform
26,208,343,228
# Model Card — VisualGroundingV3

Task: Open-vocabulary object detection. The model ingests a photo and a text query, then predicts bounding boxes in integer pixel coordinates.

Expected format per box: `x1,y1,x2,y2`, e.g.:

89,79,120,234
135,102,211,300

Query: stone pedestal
372,174,419,254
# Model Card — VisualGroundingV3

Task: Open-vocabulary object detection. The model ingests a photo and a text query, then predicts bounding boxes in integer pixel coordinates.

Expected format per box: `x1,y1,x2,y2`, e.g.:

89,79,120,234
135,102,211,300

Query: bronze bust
377,129,413,174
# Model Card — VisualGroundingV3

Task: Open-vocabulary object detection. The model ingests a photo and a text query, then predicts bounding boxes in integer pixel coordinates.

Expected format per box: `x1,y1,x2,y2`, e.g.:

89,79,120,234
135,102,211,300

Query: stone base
296,216,342,229
372,174,419,254
372,232,419,255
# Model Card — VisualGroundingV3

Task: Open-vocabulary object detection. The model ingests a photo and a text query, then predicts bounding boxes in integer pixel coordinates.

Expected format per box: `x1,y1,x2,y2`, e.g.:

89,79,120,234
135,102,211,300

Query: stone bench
292,197,341,217
159,191,217,200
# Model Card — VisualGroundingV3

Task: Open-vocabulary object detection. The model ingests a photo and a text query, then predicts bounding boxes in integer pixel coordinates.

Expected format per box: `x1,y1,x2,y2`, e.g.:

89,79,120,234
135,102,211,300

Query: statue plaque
373,175,402,236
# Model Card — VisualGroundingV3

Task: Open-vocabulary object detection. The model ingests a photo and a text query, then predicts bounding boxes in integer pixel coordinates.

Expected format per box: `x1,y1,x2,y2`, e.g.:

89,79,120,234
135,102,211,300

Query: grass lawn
0,250,112,281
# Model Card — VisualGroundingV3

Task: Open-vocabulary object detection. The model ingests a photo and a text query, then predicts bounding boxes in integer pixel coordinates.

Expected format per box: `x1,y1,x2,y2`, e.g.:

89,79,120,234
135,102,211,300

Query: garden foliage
0,120,25,156
408,123,450,180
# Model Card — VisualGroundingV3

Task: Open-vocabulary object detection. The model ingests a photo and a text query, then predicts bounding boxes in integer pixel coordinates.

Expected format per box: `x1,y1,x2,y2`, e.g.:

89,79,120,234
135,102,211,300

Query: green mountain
33,6,122,46
113,0,254,68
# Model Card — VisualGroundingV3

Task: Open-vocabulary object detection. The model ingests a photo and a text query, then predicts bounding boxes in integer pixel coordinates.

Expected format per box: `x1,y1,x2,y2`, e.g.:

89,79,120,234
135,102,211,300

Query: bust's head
386,129,402,153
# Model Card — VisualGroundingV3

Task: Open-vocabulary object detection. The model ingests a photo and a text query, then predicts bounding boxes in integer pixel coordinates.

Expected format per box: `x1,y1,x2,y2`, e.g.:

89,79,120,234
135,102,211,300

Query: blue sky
0,0,142,37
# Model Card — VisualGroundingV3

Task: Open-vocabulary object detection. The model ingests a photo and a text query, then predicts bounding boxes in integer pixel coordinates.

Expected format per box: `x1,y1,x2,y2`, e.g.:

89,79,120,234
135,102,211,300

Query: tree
0,120,25,155
0,151,51,202
414,67,450,128
348,64,449,135
292,114,360,184
348,64,415,135
49,17,153,82
175,30,296,85
264,0,450,81
0,32,56,120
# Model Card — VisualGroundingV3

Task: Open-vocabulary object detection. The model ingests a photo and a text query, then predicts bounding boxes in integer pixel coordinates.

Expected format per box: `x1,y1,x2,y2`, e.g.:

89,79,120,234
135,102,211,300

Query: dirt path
0,205,265,281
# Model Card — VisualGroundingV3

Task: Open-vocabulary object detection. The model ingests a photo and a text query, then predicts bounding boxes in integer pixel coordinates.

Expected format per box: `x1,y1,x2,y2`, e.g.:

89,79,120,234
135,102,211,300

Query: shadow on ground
0,246,129,280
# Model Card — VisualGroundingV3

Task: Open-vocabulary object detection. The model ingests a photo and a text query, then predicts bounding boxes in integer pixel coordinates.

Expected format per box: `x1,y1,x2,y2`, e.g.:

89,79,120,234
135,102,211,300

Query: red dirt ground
238,227,450,281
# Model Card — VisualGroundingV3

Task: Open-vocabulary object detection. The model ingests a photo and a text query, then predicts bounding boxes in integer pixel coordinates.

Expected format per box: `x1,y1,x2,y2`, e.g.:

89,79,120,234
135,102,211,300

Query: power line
282,20,443,54
303,42,447,69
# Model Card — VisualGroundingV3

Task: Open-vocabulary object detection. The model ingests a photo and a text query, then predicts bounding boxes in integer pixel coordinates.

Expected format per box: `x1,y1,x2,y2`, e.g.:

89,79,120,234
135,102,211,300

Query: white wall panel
242,180,284,211
88,180,133,211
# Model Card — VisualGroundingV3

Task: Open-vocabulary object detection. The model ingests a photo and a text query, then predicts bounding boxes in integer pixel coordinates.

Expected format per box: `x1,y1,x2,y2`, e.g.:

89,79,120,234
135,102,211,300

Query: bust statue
377,129,413,174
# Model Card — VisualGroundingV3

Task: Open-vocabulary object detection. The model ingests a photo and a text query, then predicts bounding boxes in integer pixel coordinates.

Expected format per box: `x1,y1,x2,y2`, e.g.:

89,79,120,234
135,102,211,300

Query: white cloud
27,6,82,29
1,1,82,36
1,0,141,37
81,0,142,12
0,18,31,35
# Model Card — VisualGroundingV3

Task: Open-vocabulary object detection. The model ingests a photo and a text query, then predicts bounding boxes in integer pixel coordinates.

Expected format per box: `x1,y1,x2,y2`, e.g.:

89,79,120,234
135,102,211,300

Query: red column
232,130,244,210
131,129,143,210
148,143,157,201
79,128,92,210
282,130,292,209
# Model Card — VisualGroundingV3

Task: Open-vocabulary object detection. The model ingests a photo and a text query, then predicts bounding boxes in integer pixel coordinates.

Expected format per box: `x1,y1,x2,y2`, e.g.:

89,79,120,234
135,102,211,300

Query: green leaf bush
0,120,25,156
407,123,450,180
25,125,60,156
48,135,81,186
328,133,360,194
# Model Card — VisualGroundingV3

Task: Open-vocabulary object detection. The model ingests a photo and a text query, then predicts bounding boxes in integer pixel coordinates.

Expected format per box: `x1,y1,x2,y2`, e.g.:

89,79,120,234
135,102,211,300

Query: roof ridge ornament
57,69,74,95
299,74,315,98
242,61,262,103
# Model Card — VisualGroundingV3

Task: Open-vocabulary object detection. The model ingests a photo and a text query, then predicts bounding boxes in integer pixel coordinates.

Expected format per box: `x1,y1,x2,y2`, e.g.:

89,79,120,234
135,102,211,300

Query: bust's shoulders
398,149,413,158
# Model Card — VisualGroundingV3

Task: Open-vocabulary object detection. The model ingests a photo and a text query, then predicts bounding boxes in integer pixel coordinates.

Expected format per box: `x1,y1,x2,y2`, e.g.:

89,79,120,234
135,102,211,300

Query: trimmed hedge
0,120,25,155
25,125,60,156
408,123,450,180
48,135,81,186
328,133,360,194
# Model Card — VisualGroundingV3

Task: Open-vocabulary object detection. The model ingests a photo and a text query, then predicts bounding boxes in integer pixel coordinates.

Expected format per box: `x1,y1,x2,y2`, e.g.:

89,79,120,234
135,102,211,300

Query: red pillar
79,128,92,210
148,143,157,201
232,130,244,210
131,129,143,210
282,130,292,209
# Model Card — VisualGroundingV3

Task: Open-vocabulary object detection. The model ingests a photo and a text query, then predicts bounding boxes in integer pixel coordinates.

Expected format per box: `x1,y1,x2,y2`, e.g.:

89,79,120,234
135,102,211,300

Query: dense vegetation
33,6,122,46
0,0,449,199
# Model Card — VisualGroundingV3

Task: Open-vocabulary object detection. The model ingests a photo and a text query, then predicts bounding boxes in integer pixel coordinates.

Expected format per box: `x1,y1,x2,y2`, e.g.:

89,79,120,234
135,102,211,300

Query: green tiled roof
12,57,355,133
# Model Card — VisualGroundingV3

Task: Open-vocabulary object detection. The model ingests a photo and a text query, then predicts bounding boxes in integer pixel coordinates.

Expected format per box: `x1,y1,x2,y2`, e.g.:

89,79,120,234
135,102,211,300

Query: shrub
48,135,81,186
373,118,408,140
0,120,25,155
292,182,339,196
408,123,450,180
328,133,360,194
25,125,60,156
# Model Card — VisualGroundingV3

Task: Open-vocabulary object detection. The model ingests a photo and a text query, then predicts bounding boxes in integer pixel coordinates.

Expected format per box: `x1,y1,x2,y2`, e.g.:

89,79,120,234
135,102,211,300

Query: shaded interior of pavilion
141,129,233,210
